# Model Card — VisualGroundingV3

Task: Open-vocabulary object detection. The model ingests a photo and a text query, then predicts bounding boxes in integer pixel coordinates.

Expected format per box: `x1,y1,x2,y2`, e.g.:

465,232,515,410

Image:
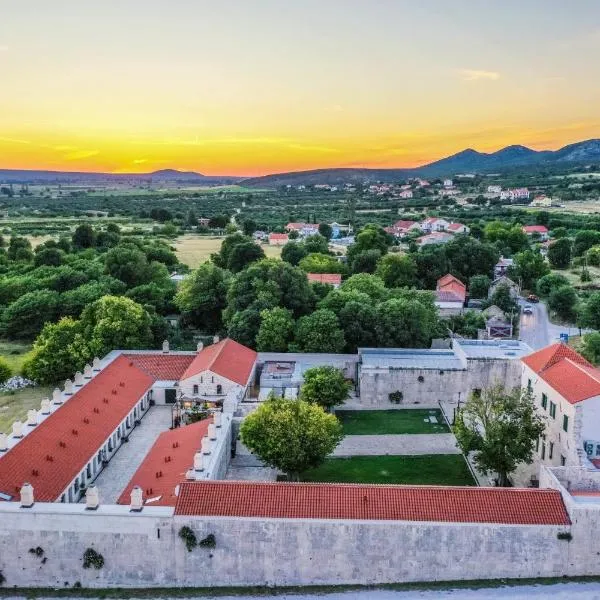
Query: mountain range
2,138,600,187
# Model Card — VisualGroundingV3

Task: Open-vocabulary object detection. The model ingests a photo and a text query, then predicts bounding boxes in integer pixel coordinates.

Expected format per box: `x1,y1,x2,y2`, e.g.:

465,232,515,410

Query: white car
523,304,533,315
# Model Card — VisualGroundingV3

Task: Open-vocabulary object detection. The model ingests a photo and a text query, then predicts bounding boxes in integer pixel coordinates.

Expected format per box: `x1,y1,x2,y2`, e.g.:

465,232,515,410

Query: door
165,388,177,404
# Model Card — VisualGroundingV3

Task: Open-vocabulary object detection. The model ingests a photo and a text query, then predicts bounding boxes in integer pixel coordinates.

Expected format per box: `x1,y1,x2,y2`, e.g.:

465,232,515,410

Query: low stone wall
0,500,588,589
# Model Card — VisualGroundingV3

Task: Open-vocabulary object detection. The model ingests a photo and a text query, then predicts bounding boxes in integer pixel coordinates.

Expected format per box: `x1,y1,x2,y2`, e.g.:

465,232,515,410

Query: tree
1,290,60,339
444,237,499,282
240,396,343,480
347,224,390,264
581,332,600,365
0,358,11,384
80,296,153,357
298,253,345,274
227,307,263,348
536,273,570,297
104,246,153,288
580,292,600,330
375,297,440,348
256,307,295,352
7,236,33,261
489,283,518,315
299,366,352,410
281,241,308,266
242,219,258,236
469,274,491,299
72,224,96,249
509,250,550,290
34,247,64,267
226,240,265,273
547,238,572,269
484,222,529,254
454,385,545,487
375,254,417,288
414,245,450,289
548,285,578,322
338,299,378,352
318,223,332,240
340,273,388,301
447,311,486,338
23,318,91,385
125,281,176,315
211,233,251,269
573,230,600,257
350,249,382,274
175,262,231,332
303,234,330,255
60,281,120,318
293,309,345,353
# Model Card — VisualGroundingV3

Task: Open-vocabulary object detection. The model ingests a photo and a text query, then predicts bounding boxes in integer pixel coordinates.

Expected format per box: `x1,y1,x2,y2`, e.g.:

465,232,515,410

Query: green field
336,409,449,435
302,455,475,486
0,340,33,374
0,386,53,434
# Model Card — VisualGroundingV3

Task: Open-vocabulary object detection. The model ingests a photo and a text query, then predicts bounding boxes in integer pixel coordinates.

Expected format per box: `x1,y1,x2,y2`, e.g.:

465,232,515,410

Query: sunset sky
1,0,600,176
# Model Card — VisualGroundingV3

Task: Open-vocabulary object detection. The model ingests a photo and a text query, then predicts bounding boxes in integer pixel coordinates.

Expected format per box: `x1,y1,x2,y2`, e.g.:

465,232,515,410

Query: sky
1,0,600,176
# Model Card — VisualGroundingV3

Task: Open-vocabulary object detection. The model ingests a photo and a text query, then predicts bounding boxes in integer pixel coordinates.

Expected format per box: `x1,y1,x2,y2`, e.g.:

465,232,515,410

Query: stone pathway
89,406,172,503
333,433,460,456
225,439,279,481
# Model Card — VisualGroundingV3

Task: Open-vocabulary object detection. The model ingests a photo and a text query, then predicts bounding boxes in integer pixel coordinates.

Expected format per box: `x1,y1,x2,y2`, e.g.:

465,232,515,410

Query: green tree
581,332,600,365
240,396,343,480
414,245,450,289
34,247,64,267
547,238,572,269
174,262,231,332
444,236,499,282
350,249,382,274
299,366,352,410
548,285,578,322
227,307,263,348
104,245,153,288
60,281,120,318
298,253,345,274
1,290,60,339
573,230,600,257
125,281,176,315
375,254,417,288
72,224,96,249
0,358,11,384
256,307,295,352
484,222,529,254
347,224,390,265
80,296,153,357
294,309,345,353
580,292,600,330
375,297,440,348
7,236,33,261
536,273,570,297
489,283,519,315
447,311,486,338
454,385,545,487
338,299,378,352
509,250,550,290
281,241,308,266
303,234,330,255
242,219,258,236
226,240,265,273
23,318,91,385
469,274,491,299
318,223,333,240
340,273,388,301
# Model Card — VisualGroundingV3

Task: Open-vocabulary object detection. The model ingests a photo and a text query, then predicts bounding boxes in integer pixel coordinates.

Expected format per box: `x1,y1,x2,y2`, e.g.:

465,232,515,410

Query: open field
336,409,449,435
0,385,53,434
0,340,33,374
551,266,600,286
174,235,282,267
302,455,475,486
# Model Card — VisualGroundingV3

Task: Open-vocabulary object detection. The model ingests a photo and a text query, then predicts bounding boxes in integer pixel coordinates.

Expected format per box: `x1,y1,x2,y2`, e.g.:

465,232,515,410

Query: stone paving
225,439,279,481
89,406,173,503
333,433,460,457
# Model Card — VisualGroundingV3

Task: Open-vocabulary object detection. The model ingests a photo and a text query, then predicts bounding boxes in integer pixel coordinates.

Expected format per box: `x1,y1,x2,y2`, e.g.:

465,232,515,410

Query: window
536,437,540,452
473,388,481,398
527,378,532,392
549,442,554,460
541,442,546,460
560,455,566,466
549,402,556,419
211,376,214,383
193,384,198,395
541,393,548,410
216,384,223,395
563,415,569,432
200,376,203,384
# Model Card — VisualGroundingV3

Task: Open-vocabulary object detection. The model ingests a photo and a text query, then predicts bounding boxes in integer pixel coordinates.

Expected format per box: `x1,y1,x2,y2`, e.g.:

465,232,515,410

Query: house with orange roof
519,343,600,485
306,273,342,288
435,274,466,316
268,232,289,246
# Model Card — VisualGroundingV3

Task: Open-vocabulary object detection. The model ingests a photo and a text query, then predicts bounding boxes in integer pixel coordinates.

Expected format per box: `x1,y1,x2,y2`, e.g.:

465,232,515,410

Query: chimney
74,372,84,387
197,341,204,353
0,433,7,452
208,423,217,441
193,451,204,472
26,410,38,427
52,388,63,405
63,379,74,395
92,357,101,372
12,421,24,439
20,483,34,508
40,398,51,415
162,340,170,354
213,411,222,428
130,486,143,512
212,335,220,344
85,485,100,510
201,436,212,455
83,364,93,379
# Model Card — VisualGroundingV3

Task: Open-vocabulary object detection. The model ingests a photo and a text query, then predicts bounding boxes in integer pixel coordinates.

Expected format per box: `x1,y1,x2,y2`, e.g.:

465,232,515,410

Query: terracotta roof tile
307,273,342,285
117,419,210,507
0,356,154,502
175,481,570,525
124,354,195,380
180,338,257,386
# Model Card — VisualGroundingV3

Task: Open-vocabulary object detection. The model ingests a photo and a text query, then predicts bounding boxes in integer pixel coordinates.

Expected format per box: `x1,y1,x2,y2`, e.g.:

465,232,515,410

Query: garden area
335,409,449,435
302,454,475,486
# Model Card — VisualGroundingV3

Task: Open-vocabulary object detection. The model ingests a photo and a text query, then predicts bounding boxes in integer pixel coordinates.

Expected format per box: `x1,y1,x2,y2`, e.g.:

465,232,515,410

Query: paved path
90,406,172,503
225,439,279,481
333,433,460,456
9,581,600,599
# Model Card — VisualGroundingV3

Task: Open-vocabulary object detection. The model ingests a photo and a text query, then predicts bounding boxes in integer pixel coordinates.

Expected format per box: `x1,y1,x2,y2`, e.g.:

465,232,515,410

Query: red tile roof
522,343,600,404
437,274,466,303
124,354,195,380
447,222,466,231
0,356,154,502
269,233,289,241
180,338,257,386
392,220,418,230
436,290,464,303
522,225,548,234
117,419,210,507
286,222,318,231
307,273,342,286
175,481,570,525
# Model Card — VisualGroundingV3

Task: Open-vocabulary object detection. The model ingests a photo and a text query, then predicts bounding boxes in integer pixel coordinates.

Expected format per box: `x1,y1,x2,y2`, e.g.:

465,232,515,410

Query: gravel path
333,433,460,456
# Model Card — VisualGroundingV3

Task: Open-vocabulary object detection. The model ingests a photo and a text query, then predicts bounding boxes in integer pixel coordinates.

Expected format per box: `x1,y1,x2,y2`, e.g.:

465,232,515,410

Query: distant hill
240,138,600,186
0,168,241,185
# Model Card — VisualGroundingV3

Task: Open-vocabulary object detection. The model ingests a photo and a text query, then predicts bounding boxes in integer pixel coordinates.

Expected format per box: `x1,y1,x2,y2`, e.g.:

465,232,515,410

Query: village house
399,189,413,199
522,225,549,241
285,222,319,237
500,188,530,202
421,217,451,232
487,185,502,195
494,256,514,278
306,273,342,288
443,179,454,188
447,222,470,235
435,274,466,316
417,231,453,246
488,275,520,300
268,232,289,246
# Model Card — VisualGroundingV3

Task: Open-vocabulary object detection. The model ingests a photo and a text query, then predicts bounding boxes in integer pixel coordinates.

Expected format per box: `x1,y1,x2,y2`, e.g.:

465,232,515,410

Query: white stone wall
0,502,581,588
179,371,237,399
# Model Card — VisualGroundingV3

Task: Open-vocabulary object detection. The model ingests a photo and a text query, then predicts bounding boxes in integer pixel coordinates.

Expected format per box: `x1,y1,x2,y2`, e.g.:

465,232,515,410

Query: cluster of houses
384,217,470,245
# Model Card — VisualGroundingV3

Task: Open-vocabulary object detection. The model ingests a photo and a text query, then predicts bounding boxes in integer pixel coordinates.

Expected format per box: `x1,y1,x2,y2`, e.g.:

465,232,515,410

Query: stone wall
0,500,588,589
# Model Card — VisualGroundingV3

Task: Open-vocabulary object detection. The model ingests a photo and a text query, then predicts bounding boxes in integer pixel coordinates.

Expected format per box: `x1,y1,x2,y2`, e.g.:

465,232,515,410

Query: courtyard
336,408,449,435
302,454,476,486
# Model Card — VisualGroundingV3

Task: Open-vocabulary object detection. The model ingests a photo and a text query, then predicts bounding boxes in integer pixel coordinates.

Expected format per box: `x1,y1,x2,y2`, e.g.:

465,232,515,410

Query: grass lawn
302,455,475,486
336,409,449,435
0,386,53,434
0,339,33,375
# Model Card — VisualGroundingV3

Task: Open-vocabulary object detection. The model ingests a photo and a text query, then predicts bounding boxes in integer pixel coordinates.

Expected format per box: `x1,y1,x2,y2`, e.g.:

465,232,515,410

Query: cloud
458,69,500,81
132,158,148,164
64,149,99,160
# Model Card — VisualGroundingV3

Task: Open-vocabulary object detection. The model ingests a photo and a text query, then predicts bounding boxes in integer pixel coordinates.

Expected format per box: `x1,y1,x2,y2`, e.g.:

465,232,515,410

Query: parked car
527,294,539,303
523,304,533,315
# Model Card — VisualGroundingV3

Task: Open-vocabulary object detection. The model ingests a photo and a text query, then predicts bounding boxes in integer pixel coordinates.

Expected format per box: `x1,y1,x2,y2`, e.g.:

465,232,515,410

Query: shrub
0,358,11,385
178,526,197,552
199,534,216,549
82,548,104,569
